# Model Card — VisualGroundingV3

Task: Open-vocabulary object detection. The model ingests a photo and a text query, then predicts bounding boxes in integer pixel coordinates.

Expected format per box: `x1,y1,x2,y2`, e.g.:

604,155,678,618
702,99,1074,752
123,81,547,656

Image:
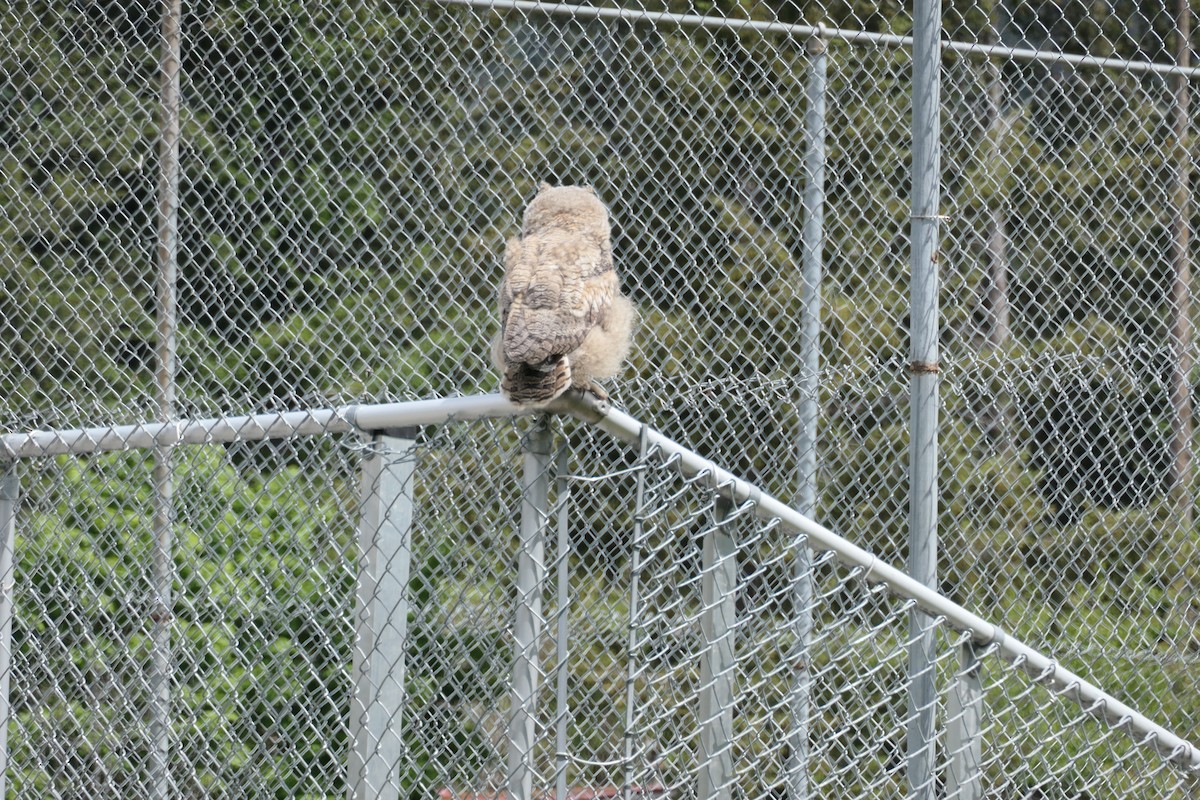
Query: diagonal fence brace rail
554,392,1200,774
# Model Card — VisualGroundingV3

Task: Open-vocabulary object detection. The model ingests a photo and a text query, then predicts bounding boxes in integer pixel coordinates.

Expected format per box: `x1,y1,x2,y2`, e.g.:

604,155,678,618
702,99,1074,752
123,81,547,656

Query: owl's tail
502,355,571,405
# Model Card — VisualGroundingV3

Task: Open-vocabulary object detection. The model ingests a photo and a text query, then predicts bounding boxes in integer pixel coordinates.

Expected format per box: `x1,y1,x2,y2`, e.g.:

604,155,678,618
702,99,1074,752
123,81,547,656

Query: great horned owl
492,183,635,405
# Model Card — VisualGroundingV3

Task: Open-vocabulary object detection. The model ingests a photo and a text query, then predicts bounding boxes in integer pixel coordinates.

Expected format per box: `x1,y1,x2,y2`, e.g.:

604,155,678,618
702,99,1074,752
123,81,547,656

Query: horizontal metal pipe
348,393,532,431
1,409,351,459
0,394,536,459
434,0,1200,80
557,393,1200,771
938,37,1200,78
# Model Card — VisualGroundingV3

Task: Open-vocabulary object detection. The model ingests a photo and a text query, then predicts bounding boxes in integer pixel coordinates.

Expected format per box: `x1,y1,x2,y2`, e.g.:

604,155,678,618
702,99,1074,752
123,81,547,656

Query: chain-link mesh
3,0,1200,795
6,415,1198,797
9,426,364,796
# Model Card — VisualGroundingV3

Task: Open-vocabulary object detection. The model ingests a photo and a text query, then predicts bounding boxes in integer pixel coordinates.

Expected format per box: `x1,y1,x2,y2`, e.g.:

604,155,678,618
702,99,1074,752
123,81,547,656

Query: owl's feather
493,184,635,405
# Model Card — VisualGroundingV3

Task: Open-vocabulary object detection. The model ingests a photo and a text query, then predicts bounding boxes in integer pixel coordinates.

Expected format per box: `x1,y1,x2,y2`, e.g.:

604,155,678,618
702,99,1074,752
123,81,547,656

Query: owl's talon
585,382,610,402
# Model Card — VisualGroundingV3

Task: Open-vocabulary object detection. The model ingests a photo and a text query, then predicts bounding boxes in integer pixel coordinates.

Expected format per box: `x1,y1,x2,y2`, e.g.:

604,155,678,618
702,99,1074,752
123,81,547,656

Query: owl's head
522,183,610,237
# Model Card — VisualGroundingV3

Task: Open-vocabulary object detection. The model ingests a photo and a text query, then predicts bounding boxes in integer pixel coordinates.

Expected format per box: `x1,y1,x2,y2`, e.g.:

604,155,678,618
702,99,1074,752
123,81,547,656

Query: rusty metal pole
907,0,943,795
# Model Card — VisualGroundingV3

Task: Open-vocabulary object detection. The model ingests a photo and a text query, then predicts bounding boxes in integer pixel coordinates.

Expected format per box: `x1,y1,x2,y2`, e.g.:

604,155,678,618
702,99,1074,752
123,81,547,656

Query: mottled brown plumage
493,184,635,405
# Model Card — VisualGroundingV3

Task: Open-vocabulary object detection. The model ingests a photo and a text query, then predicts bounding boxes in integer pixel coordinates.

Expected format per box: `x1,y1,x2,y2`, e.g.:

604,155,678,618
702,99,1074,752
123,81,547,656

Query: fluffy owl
492,183,635,405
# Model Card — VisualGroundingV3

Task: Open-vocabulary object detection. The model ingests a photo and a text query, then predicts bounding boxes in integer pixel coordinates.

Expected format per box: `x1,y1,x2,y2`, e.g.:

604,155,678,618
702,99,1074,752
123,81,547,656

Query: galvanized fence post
508,416,554,800
697,494,736,800
150,0,182,795
623,426,650,800
0,463,17,800
552,443,572,800
348,431,419,800
1168,0,1193,522
907,0,943,795
946,641,983,800
789,30,828,800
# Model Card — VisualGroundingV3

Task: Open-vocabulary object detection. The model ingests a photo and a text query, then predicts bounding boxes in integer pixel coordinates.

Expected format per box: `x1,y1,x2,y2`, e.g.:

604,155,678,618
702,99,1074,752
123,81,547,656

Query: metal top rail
435,0,1200,80
3,389,1199,772
0,395,529,459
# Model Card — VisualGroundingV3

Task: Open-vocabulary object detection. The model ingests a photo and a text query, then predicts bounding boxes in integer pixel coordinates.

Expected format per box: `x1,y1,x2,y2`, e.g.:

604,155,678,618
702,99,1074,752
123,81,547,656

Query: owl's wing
497,237,520,331
502,232,614,365
580,238,615,322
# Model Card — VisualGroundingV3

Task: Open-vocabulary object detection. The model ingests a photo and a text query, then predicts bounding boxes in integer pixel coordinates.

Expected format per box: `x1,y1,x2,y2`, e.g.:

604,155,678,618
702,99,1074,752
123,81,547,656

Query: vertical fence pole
1169,0,1193,526
348,431,418,800
789,31,827,800
622,426,650,800
980,13,1013,455
907,0,942,795
946,641,982,800
0,464,18,799
552,444,572,800
697,495,736,800
150,0,182,795
508,416,553,800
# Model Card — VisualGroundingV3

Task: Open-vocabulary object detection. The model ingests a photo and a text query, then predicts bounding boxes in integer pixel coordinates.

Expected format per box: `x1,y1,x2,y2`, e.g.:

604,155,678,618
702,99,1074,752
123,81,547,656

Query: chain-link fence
1,399,1198,798
3,0,1200,797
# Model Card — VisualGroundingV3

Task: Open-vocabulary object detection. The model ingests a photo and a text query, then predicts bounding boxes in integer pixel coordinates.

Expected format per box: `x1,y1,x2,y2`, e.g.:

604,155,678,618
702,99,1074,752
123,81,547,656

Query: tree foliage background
1,0,1199,796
